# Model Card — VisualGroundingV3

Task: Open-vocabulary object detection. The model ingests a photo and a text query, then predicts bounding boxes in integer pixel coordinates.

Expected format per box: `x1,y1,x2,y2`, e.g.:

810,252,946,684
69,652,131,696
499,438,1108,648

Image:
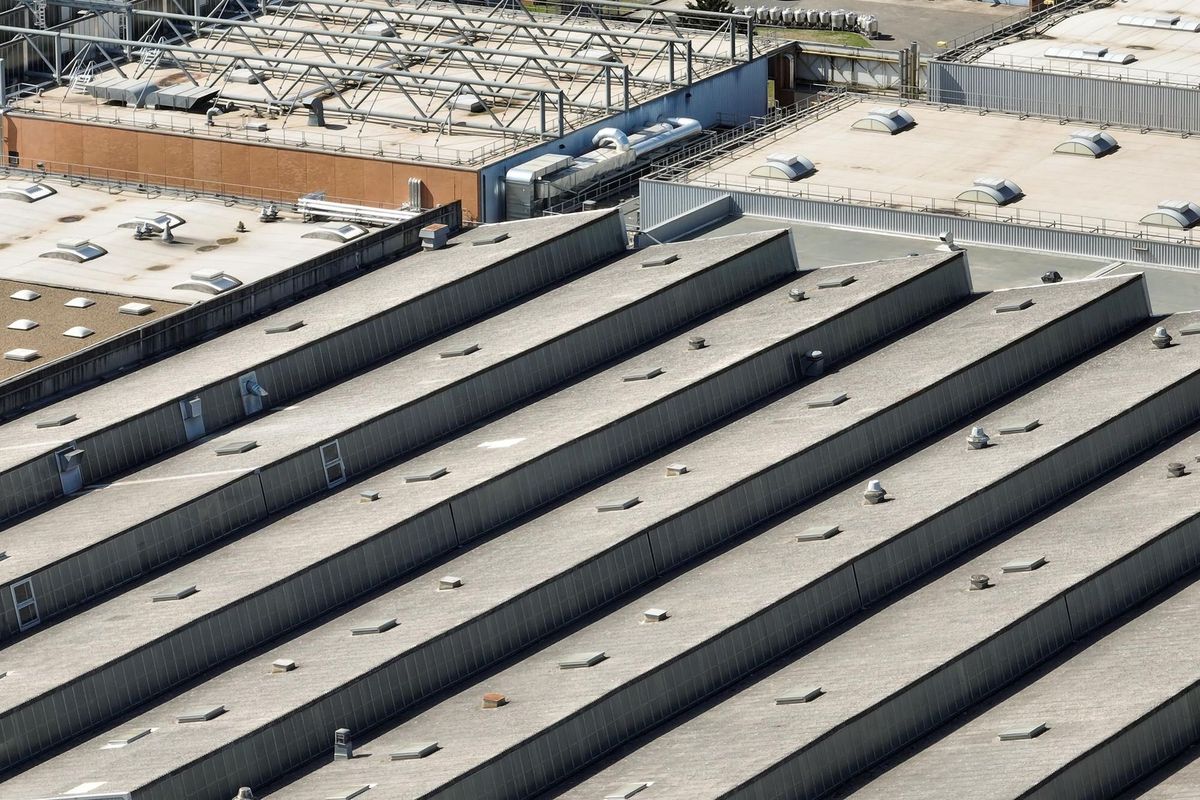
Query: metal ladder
67,61,97,95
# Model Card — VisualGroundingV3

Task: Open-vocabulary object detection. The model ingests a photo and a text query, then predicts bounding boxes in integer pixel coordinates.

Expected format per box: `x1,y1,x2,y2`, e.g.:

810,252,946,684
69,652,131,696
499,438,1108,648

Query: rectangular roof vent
177,705,226,723
64,297,95,308
391,741,440,760
351,618,398,635
4,349,39,362
641,253,679,267
597,497,640,512
796,525,840,542
999,419,1040,435
104,728,152,748
998,722,1048,740
10,289,40,301
472,231,510,245
35,413,77,429
605,783,651,800
152,585,198,602
1001,556,1047,573
439,343,480,358
402,467,448,482
264,320,305,334
215,440,258,455
119,302,154,316
995,299,1034,313
806,392,848,408
558,651,607,669
817,275,855,288
623,367,664,382
775,686,823,705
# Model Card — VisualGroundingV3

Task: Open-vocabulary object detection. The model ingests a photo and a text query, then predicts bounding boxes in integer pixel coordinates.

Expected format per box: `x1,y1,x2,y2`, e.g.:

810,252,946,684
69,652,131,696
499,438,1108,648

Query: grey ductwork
592,127,630,152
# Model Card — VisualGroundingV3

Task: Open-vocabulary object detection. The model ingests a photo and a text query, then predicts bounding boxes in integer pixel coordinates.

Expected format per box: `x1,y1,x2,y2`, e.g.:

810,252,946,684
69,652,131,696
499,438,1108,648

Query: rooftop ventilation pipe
966,426,990,449
307,97,326,128
1152,326,1173,349
863,479,887,504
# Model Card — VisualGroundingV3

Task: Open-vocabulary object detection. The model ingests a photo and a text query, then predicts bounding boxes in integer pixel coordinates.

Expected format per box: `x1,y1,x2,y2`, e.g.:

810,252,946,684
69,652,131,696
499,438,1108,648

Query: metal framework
0,0,753,160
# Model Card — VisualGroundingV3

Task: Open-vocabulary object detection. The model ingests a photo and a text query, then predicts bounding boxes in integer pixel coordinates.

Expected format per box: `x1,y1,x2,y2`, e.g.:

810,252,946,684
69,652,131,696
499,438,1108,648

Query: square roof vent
8,319,37,331
1001,556,1046,573
10,289,40,301
176,705,226,723
215,440,258,455
796,524,840,542
0,182,56,202
391,742,440,760
999,419,1040,434
439,343,480,358
63,326,95,339
265,320,305,334
64,297,96,308
605,783,651,800
302,222,369,242
402,467,448,482
40,240,107,263
641,253,679,267
152,585,198,602
806,392,848,408
558,651,607,669
817,275,855,288
995,298,1034,313
4,348,39,362
775,686,823,704
351,618,398,635
35,413,77,428
119,302,154,316
998,722,1048,740
597,497,640,512
623,367,663,382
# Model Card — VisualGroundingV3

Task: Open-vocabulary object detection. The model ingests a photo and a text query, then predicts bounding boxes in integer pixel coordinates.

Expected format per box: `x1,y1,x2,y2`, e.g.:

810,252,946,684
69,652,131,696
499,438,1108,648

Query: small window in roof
851,107,915,134
7,319,37,331
391,742,440,760
1054,130,1118,158
0,182,56,202
39,240,107,263
301,222,369,242
1045,45,1136,64
10,289,40,301
119,302,154,316
118,211,185,231
750,153,816,181
1142,200,1200,229
957,177,1022,206
63,326,95,339
605,783,651,800
3,348,38,362
173,269,242,295
176,705,226,723
64,297,96,308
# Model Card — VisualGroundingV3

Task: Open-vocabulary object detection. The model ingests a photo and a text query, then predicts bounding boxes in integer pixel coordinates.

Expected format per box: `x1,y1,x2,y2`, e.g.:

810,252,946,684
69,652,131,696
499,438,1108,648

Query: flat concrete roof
675,97,1200,230
0,228,786,588
0,274,1140,798
274,311,1200,800
975,0,1200,84
0,249,946,721
0,176,343,303
0,210,613,478
0,278,185,381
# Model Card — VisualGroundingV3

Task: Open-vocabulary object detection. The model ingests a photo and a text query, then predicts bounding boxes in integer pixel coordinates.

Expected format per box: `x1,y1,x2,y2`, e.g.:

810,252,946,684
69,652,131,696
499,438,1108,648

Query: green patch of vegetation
759,27,873,47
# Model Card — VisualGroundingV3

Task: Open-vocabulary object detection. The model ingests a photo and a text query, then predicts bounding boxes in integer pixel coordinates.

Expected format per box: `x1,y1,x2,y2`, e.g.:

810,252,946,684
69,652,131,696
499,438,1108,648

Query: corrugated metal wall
639,179,1200,270
930,60,1200,136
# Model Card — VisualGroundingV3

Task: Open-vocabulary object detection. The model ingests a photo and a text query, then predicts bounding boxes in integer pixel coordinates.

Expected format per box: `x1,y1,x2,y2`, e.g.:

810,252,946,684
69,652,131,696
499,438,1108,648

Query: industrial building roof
0,175,343,302
973,0,1200,85
662,95,1200,234
0,272,1147,798
3,0,753,168
275,310,1200,800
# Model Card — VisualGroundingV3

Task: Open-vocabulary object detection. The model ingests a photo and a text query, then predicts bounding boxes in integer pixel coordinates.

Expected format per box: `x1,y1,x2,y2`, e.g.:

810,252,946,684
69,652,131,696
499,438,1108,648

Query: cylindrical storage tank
819,9,832,25
807,9,820,24
831,10,846,28
757,6,770,22
864,15,878,35
781,8,794,25
846,11,858,27
770,6,782,23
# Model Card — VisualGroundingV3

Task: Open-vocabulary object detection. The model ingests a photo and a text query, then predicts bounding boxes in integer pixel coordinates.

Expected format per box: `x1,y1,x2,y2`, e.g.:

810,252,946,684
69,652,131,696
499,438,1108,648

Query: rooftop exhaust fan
851,107,915,134
173,269,243,295
1045,45,1137,64
956,177,1023,206
1054,129,1118,157
301,222,370,242
39,239,107,262
0,183,56,203
1141,199,1200,228
1118,14,1200,31
750,153,816,181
